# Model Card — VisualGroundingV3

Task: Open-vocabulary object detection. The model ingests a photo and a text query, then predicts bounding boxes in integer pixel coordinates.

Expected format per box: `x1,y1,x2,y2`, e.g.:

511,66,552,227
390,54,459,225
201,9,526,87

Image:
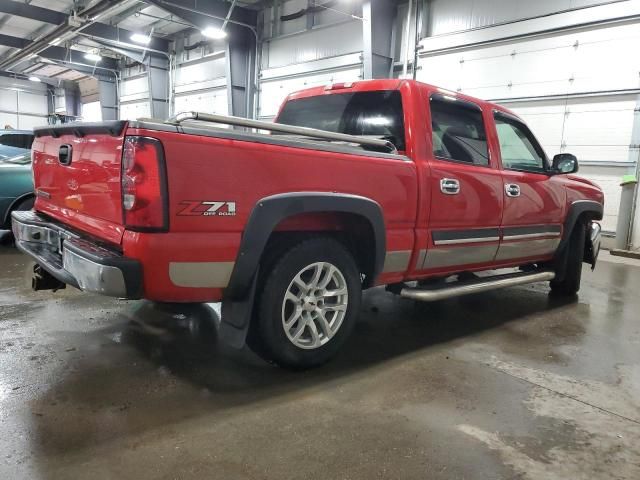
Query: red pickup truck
12,79,603,369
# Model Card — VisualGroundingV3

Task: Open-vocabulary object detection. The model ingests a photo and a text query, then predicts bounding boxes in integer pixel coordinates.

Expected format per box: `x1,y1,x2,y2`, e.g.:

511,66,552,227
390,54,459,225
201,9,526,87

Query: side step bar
400,270,555,302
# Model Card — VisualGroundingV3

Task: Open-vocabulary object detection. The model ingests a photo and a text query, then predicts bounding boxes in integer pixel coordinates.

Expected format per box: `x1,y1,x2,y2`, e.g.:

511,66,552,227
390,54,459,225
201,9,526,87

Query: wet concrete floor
0,244,639,479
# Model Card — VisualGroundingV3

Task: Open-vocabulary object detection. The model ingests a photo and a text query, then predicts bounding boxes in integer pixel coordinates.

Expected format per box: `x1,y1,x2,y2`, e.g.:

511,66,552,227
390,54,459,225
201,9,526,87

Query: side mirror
552,153,578,174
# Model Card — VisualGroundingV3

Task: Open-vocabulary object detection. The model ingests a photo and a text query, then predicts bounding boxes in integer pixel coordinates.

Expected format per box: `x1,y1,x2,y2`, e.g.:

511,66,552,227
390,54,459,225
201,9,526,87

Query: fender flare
220,192,386,347
553,200,603,281
226,192,386,299
556,200,603,254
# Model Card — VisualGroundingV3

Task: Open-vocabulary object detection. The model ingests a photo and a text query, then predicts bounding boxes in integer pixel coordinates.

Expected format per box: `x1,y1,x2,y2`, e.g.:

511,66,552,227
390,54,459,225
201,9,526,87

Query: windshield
2,153,31,165
277,90,405,151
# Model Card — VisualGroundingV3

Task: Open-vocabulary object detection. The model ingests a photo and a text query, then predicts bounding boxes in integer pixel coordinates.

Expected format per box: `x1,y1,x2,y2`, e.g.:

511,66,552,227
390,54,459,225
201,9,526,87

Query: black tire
247,237,362,369
550,222,586,296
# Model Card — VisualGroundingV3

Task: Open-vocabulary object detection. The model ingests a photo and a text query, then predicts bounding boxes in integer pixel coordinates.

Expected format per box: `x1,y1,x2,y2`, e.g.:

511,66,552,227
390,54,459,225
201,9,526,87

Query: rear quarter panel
125,126,418,299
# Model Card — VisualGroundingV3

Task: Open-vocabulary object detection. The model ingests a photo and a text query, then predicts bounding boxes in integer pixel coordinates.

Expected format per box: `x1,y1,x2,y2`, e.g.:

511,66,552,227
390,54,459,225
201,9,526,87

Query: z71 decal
178,201,237,216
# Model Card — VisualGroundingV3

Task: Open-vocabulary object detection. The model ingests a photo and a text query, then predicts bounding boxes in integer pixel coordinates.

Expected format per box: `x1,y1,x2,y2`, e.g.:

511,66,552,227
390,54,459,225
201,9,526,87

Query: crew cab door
492,111,565,262
419,94,504,272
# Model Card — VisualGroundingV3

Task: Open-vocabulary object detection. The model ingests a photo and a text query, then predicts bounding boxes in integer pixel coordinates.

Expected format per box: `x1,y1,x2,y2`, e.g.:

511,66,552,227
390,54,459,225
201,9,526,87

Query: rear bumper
11,210,142,298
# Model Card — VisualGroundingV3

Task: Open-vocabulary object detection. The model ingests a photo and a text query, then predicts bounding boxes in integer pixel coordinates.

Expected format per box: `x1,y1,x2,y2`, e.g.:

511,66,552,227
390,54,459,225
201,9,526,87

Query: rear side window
430,95,489,166
277,90,405,151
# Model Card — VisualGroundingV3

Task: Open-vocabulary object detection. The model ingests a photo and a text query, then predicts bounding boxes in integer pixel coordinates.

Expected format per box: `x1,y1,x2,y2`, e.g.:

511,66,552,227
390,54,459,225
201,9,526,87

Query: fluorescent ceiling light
28,76,41,83
130,33,151,44
201,27,227,39
84,52,101,62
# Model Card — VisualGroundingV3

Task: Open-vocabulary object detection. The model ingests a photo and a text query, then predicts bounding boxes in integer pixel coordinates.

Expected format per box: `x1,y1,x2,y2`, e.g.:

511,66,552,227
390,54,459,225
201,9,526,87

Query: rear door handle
505,183,520,197
440,178,460,195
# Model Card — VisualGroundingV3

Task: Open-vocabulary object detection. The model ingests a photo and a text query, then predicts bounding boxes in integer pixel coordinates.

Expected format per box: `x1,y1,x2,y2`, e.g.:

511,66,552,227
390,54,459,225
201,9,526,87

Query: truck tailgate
31,121,127,245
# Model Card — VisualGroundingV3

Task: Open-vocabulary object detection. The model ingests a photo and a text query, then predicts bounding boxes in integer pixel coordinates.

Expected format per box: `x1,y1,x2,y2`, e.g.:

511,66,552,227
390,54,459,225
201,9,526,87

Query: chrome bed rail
166,111,398,154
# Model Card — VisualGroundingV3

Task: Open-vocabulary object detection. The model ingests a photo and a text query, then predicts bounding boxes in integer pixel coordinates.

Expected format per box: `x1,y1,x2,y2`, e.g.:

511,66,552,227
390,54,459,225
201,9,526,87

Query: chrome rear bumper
11,210,142,298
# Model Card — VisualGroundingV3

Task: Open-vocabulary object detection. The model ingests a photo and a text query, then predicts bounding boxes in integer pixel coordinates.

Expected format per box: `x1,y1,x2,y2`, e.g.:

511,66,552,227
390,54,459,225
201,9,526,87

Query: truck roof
284,78,521,122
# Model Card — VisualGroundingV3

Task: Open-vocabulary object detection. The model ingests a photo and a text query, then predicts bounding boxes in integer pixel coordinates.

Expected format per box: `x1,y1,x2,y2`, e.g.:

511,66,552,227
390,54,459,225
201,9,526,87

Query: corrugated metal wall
119,63,150,121
258,1,363,119
172,34,229,117
428,0,612,35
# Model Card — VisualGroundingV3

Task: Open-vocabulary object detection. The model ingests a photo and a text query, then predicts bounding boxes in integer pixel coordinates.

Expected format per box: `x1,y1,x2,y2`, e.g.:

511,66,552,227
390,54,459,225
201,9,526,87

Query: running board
400,270,555,302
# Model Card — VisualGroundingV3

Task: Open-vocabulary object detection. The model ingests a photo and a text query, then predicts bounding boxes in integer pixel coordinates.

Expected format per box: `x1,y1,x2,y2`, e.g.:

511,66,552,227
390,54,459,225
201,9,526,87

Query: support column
98,78,117,120
627,97,640,249
147,54,170,120
362,0,395,79
226,24,256,118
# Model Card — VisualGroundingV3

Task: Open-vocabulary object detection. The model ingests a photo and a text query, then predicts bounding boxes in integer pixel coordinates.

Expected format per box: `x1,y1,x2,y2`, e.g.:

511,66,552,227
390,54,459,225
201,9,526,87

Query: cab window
430,94,489,166
277,90,405,151
494,113,547,173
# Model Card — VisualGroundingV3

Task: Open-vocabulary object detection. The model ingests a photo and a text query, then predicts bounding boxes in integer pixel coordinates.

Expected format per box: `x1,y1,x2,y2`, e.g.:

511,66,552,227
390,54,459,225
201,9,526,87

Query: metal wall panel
506,96,637,162
18,91,48,115
120,76,149,103
507,96,638,232
428,0,608,35
0,112,18,129
418,23,640,99
279,0,308,35
577,166,626,231
17,115,48,130
119,102,150,121
258,65,362,119
417,14,640,233
0,77,49,130
174,57,227,93
174,88,228,116
263,20,363,69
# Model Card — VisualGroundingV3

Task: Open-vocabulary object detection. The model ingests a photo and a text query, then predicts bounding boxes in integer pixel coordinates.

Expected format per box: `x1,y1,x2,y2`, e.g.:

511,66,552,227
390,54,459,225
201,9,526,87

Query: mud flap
584,222,602,270
219,272,258,349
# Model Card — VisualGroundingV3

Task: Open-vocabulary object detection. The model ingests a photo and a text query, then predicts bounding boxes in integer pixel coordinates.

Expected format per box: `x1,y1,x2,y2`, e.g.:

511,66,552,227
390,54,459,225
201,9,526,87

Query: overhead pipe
221,0,238,31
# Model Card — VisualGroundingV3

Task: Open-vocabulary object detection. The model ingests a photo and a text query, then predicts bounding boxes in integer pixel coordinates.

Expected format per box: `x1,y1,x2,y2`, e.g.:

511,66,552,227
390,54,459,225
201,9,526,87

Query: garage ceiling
0,0,257,83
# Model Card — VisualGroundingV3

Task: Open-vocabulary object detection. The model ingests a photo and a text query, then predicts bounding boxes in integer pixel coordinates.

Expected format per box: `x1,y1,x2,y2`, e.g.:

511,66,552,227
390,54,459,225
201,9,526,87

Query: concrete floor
0,243,639,480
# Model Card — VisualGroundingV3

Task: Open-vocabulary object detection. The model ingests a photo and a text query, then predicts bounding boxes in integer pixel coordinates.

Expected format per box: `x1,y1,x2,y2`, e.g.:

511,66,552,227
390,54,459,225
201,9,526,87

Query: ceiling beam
0,0,66,24
0,33,28,49
83,23,169,51
0,0,169,52
0,33,119,70
143,0,257,31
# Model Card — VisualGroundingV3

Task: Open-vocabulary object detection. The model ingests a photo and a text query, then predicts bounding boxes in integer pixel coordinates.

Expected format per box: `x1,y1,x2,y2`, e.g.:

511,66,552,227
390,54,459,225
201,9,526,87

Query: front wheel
550,222,586,296
248,237,362,369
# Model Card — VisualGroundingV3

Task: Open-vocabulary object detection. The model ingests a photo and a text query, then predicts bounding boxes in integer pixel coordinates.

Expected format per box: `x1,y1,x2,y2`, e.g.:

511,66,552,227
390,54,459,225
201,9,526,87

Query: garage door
506,96,637,232
259,66,362,120
417,20,640,233
174,88,228,116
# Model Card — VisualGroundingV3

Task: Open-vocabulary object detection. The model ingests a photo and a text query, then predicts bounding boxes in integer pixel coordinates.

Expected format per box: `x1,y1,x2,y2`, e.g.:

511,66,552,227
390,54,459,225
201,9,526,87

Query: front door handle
440,178,460,195
505,183,521,197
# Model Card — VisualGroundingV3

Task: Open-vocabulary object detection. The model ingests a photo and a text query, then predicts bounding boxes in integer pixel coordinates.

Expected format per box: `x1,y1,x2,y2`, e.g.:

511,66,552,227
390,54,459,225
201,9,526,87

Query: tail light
121,136,168,231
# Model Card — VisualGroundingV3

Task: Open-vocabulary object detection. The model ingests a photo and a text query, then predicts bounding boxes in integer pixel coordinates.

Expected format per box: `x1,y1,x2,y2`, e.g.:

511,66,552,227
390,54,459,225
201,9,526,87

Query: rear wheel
248,237,361,369
550,222,586,296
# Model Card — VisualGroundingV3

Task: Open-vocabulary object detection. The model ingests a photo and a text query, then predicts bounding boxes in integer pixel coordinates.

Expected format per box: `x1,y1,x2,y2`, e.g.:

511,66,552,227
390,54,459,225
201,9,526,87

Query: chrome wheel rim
281,261,349,349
